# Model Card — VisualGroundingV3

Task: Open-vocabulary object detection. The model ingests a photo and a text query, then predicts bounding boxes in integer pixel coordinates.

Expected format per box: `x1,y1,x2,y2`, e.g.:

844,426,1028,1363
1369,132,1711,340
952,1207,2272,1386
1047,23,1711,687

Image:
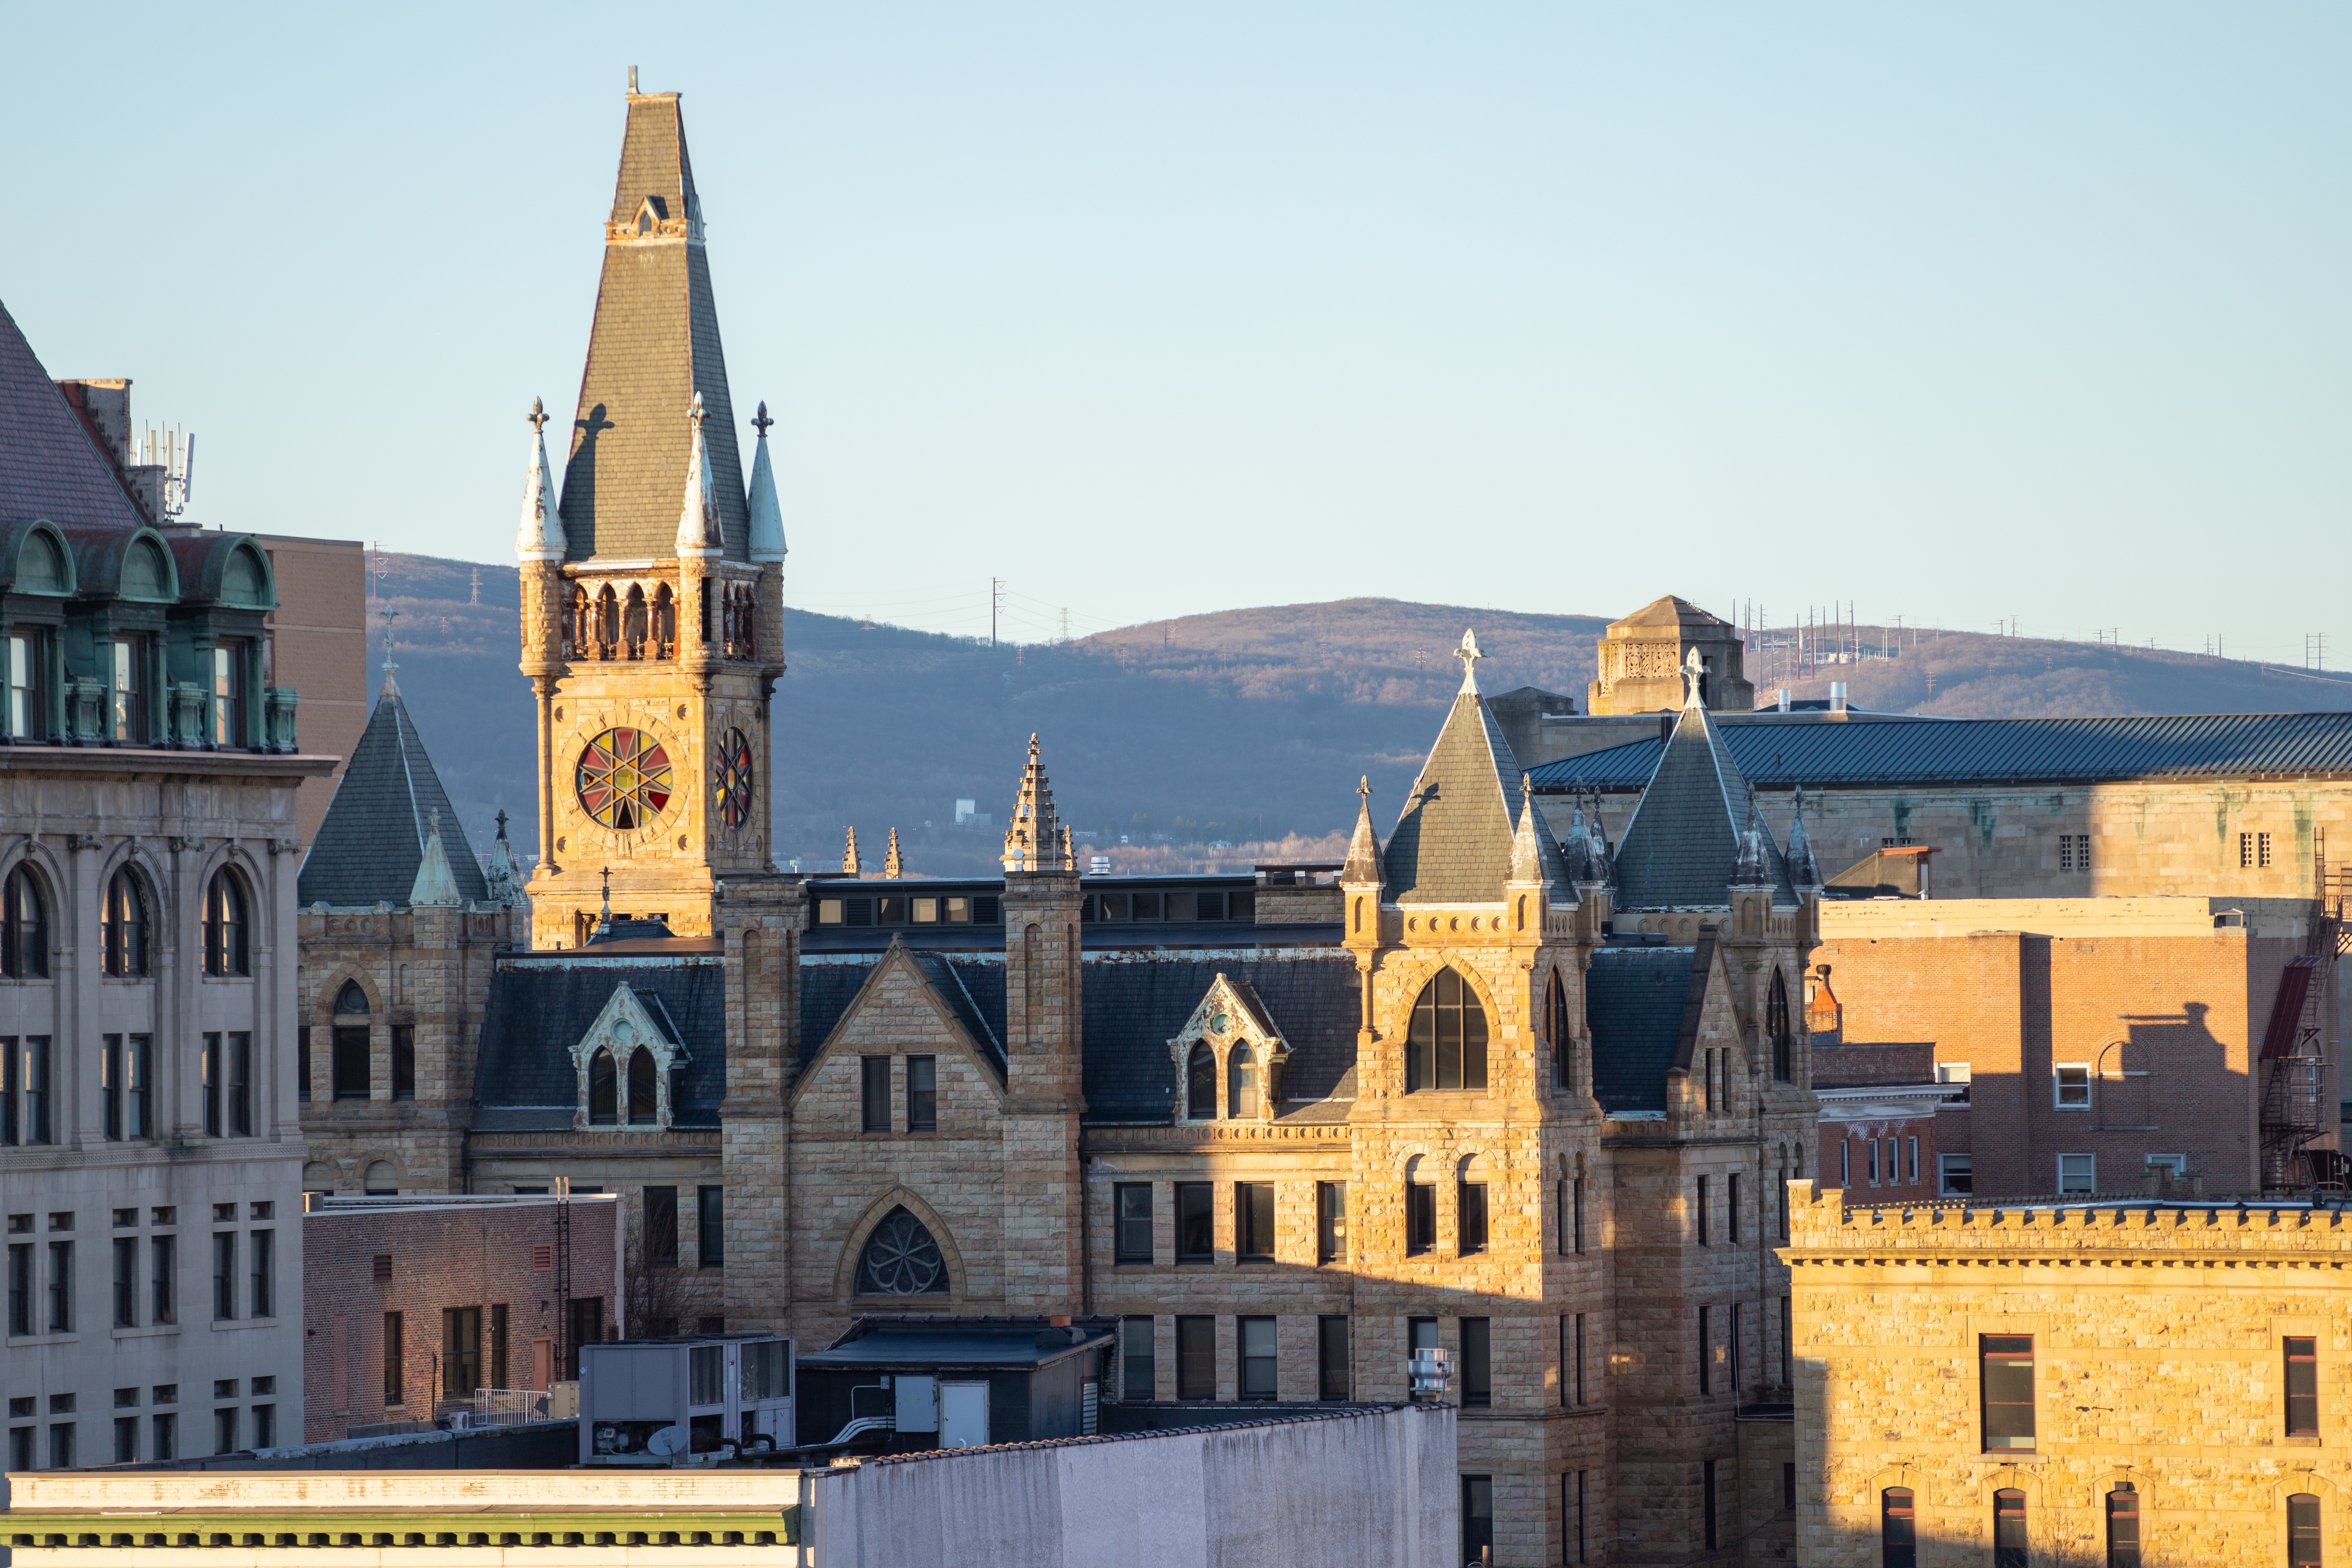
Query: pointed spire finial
527,397,548,435
599,865,612,929
1002,733,1071,873
1683,646,1707,709
842,826,861,876
752,400,774,437
1454,628,1486,695
1508,771,1556,889
1342,776,1386,887
746,397,787,562
676,390,723,556
883,827,904,880
494,808,509,841
628,65,639,94
517,398,564,559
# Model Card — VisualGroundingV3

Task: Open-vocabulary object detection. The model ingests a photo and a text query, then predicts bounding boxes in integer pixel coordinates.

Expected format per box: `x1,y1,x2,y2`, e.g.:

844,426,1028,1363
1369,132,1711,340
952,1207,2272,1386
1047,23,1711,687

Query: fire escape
2259,884,2346,1191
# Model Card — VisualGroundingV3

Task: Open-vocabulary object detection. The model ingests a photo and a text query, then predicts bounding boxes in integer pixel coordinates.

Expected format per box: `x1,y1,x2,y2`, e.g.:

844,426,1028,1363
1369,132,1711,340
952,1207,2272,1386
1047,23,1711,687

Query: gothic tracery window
626,1047,657,1125
1406,967,1487,1092
588,1049,618,1125
576,727,674,831
1768,969,1793,1083
103,867,147,977
1545,968,1573,1090
2,864,47,979
714,728,756,830
1186,1041,1216,1121
204,869,249,977
1227,1042,1256,1120
855,1207,949,1296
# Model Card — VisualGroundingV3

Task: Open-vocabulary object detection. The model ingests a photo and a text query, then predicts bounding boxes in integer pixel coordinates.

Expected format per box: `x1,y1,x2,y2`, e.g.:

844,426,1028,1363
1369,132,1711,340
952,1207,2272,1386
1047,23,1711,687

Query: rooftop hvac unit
579,1334,795,1466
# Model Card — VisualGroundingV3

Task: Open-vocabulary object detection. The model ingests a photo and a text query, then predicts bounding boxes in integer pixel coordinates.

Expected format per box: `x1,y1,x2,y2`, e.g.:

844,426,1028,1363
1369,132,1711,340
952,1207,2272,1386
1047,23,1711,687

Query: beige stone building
0,298,342,1468
1786,1181,2352,1565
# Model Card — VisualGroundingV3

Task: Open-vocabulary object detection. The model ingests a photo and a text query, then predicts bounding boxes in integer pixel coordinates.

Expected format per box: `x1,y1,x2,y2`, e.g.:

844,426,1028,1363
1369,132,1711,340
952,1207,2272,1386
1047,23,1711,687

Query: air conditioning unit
579,1334,795,1466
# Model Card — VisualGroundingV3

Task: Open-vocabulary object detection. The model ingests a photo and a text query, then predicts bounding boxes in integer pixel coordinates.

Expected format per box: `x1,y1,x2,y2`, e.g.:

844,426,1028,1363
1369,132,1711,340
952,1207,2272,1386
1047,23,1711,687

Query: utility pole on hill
991,578,1003,648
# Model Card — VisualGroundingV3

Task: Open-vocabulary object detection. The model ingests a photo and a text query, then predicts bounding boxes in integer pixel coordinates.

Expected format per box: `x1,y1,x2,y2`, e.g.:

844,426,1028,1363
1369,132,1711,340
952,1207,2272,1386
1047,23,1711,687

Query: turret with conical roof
299,667,489,909
1001,734,1075,873
1609,651,1795,912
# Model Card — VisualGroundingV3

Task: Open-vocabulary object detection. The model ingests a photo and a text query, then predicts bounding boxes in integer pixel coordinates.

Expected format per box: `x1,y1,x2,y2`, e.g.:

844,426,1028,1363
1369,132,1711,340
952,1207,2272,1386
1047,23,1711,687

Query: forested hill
356,554,2352,880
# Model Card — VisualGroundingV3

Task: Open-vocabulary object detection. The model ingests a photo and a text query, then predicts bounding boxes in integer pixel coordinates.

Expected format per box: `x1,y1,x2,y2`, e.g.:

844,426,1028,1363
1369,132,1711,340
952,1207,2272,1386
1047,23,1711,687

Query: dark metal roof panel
1587,946,1694,1114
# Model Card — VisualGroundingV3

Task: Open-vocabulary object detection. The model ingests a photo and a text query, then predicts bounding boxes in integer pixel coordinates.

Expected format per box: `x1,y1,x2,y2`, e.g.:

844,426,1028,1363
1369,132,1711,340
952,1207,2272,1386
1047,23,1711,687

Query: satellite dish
646,1424,686,1458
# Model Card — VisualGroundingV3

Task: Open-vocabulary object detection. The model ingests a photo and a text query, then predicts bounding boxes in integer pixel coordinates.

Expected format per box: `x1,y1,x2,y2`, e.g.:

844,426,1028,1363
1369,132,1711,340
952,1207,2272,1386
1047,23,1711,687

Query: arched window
204,869,249,977
652,584,675,654
1186,1041,1216,1120
1404,1155,1436,1256
626,1047,658,1125
1768,969,1793,1083
1880,1488,1915,1568
103,867,147,977
1228,1043,1256,1120
363,1161,398,1196
1993,1490,2027,1568
855,1207,949,1296
1546,968,1574,1091
623,584,648,656
334,980,369,1016
588,1049,618,1125
1406,968,1487,1092
596,585,619,652
2290,1494,2321,1568
2105,1485,2139,1568
2,864,48,979
565,586,587,657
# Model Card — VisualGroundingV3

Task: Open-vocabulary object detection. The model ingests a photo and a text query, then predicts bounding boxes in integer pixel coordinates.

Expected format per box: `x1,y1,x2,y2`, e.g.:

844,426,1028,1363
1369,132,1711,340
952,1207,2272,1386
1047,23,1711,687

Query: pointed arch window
1406,968,1487,1092
103,868,148,977
1228,1043,1257,1120
2,864,48,979
1546,968,1574,1091
855,1207,949,1296
204,869,249,976
1768,969,1793,1083
652,584,676,655
626,1047,658,1125
1186,1041,1216,1121
588,1049,619,1125
622,585,648,657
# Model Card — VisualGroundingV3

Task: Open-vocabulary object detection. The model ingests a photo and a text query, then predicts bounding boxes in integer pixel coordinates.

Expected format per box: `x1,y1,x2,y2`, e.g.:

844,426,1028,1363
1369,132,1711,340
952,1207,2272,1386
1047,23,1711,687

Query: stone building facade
1786,1182,2352,1565
0,297,341,1467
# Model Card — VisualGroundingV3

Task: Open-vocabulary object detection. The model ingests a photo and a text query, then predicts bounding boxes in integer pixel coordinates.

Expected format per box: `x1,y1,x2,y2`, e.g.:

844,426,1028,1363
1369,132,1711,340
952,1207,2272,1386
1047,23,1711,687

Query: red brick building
300,1193,620,1443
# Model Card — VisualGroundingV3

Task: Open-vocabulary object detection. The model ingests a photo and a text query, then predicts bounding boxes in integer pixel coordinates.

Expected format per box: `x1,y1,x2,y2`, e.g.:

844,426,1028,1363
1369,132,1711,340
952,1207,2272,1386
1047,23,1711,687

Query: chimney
1776,688,1790,712
1829,681,1848,715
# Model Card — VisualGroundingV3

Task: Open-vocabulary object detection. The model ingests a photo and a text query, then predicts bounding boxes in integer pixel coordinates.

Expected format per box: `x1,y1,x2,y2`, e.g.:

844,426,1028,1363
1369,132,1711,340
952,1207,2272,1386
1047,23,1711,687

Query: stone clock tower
516,84,787,948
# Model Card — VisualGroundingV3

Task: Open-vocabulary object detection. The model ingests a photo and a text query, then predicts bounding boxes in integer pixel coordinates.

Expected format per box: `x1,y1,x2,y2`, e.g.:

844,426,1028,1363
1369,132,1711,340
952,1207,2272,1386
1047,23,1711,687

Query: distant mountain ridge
353,553,2351,880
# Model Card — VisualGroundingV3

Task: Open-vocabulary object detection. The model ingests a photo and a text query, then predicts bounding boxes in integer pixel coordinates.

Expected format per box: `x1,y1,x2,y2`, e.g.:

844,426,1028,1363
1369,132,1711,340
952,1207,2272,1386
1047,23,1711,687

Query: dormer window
631,196,669,236
571,983,690,1132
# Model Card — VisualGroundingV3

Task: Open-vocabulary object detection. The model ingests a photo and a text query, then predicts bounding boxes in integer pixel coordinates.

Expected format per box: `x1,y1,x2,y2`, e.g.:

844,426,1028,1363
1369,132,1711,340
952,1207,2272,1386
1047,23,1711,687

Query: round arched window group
1185,1037,1263,1121
0,860,251,980
588,1043,662,1126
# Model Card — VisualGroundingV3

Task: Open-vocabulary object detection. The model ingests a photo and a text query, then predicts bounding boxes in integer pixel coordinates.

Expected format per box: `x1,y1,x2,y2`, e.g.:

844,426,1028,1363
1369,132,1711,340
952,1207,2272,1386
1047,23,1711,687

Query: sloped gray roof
297,676,490,907
555,93,750,563
1588,945,1696,1114
1610,703,1796,910
1382,692,1524,904
0,299,145,531
473,963,726,1130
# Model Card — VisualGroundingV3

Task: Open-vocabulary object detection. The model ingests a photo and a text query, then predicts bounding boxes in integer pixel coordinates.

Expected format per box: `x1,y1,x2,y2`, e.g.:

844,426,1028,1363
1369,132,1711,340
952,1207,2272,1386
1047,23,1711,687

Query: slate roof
297,675,490,907
473,961,728,1130
0,300,144,531
1530,711,2352,791
556,93,750,563
1587,945,1697,1115
792,954,1012,1077
1382,691,1525,905
1609,703,1796,910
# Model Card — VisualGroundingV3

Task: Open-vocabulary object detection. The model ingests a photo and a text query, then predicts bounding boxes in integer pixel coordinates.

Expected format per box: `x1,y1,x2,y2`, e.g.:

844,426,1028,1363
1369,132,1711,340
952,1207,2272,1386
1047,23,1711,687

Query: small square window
2053,1065,2091,1109
150,1207,175,1226
211,1204,235,1223
2058,1154,2095,1194
112,1209,137,1229
1939,1154,1973,1197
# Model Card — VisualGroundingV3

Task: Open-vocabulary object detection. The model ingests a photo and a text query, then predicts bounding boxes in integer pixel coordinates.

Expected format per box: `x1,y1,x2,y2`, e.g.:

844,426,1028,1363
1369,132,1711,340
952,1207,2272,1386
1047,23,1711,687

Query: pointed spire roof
842,826,861,875
484,808,522,907
746,400,786,562
1002,733,1075,873
554,86,749,563
1381,634,1528,905
1785,785,1824,890
1340,777,1385,886
515,398,563,559
0,299,147,531
297,678,490,907
675,391,723,554
409,810,464,905
1610,701,1796,910
1558,795,1594,884
1508,773,1568,891
883,828,904,879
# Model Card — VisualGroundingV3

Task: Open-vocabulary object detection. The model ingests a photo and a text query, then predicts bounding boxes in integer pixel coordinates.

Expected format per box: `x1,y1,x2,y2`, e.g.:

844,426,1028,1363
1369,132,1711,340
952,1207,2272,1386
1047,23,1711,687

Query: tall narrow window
1236,1183,1274,1262
1547,968,1574,1091
1,1036,15,1145
150,1235,175,1325
391,1026,415,1101
626,1048,657,1125
227,1032,251,1136
1574,1176,1586,1254
333,985,371,1100
1227,1043,1257,1119
1186,1041,1215,1120
203,870,249,977
1993,1490,2027,1568
1461,1317,1491,1408
7,630,47,740
1698,1305,1712,1394
586,1048,616,1123
1318,1315,1351,1401
2,866,49,979
6,1242,28,1335
1316,1182,1347,1265
125,1035,149,1138
113,1237,137,1327
2287,1337,2319,1435
212,641,248,746
297,1027,311,1104
1768,967,1792,1082
906,1055,937,1131
861,1057,891,1132
1458,1176,1488,1257
1981,1335,2036,1451
2289,1494,2321,1568
202,1034,222,1136
211,1233,236,1321
103,869,147,976
1697,1175,1710,1246
1405,1170,1436,1257
1461,1477,1494,1568
1405,968,1488,1091
250,1230,273,1318
112,635,147,742
2106,1485,2139,1568
1575,1312,1588,1404
1114,1184,1153,1264
643,1187,679,1270
1239,1315,1276,1400
1121,1317,1155,1401
21,1037,48,1144
1880,1488,1916,1568
1175,1183,1213,1264
42,1238,69,1332
443,1306,482,1398
103,1035,123,1141
1175,1315,1215,1400
697,1186,724,1268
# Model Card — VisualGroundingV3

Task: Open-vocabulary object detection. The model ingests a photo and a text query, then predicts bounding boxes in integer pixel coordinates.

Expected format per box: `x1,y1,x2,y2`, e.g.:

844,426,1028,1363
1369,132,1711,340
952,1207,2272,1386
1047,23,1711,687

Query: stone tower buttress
997,737,1085,1313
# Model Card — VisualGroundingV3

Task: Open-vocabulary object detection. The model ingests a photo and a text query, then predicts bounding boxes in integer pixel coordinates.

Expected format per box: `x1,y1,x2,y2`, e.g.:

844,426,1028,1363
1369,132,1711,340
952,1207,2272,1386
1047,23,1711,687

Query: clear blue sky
6,5,2345,660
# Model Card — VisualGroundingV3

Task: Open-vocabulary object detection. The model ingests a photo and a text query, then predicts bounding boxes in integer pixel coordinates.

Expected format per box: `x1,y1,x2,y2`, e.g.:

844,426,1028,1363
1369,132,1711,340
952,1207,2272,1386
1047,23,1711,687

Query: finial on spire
752,401,774,437
1682,646,1707,709
883,827,904,879
1001,734,1072,873
676,390,723,556
1454,628,1486,695
378,606,401,694
494,808,509,841
1358,775,1371,803
527,397,548,435
1341,776,1385,887
628,65,639,94
517,397,564,560
747,397,787,562
595,867,613,937
842,826,861,876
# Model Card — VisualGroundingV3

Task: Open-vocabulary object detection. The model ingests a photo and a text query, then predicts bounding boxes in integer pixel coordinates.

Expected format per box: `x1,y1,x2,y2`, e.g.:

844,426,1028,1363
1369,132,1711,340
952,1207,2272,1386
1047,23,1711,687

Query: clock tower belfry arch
516,84,788,948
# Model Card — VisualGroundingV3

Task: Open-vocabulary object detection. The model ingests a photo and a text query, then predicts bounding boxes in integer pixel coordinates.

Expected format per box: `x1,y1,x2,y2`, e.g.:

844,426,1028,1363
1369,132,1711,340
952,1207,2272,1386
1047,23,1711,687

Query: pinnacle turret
841,826,862,876
516,398,563,560
1508,774,1558,890
676,392,723,556
1786,785,1824,890
747,400,786,562
883,828,904,879
1002,734,1075,873
1341,777,1385,886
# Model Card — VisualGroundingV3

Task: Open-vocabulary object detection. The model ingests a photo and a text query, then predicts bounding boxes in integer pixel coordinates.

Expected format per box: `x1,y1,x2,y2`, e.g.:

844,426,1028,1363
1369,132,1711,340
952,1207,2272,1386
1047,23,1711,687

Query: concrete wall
803,1404,1457,1568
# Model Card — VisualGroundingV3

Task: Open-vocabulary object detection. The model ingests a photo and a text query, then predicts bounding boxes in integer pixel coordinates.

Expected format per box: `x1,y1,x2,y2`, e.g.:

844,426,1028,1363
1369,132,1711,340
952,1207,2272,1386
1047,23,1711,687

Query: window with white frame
1906,1136,1919,1184
2053,1065,2091,1109
2146,1154,2186,1179
2058,1153,2095,1194
1938,1154,1972,1197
